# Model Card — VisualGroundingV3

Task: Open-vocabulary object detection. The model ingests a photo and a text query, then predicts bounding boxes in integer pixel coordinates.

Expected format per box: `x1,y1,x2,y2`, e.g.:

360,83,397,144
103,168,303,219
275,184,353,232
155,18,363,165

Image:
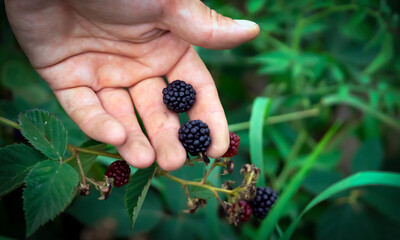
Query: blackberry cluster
249,187,278,219
222,132,241,157
179,120,211,155
163,80,196,113
104,160,131,187
233,200,253,222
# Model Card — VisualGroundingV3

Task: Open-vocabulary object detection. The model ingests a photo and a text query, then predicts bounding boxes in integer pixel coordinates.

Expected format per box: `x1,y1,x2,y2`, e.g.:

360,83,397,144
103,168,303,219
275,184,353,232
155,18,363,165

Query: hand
5,0,259,170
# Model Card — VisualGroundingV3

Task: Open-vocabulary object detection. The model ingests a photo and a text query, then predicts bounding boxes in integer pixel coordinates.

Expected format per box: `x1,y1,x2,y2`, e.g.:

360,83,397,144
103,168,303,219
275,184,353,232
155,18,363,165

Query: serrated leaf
19,109,68,160
124,165,156,228
0,144,46,196
23,160,79,236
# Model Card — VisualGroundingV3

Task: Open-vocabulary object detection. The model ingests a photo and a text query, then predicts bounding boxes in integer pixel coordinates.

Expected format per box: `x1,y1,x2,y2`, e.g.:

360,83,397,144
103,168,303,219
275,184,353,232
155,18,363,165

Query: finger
129,77,187,171
97,88,155,168
161,0,260,49
166,47,229,158
54,87,126,145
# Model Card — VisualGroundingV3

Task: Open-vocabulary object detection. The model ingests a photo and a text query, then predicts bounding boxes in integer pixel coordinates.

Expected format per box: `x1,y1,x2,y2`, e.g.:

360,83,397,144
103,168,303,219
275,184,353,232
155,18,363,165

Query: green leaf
18,109,68,160
362,187,400,223
363,34,393,75
249,97,272,185
1,61,32,88
124,165,156,228
188,180,215,199
316,203,400,240
23,160,79,236
246,0,266,14
282,171,400,240
67,186,162,236
269,126,291,158
0,144,46,197
351,138,383,173
255,123,341,240
302,169,342,195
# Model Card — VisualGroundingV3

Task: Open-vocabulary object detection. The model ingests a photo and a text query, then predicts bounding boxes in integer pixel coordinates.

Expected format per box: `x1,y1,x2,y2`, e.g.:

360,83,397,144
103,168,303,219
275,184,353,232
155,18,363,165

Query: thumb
161,0,260,49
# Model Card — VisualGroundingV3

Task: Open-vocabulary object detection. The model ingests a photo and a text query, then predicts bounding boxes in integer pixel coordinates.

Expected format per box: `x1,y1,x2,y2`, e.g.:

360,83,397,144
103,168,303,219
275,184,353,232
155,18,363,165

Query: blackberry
222,132,241,158
249,187,278,220
232,200,253,222
163,80,196,113
104,160,131,187
179,120,211,155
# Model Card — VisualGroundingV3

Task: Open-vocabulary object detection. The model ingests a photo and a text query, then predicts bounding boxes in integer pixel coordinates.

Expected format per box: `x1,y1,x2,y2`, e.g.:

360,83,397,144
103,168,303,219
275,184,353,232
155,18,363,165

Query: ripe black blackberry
179,120,211,155
104,160,131,187
222,132,241,157
249,187,278,220
163,80,196,113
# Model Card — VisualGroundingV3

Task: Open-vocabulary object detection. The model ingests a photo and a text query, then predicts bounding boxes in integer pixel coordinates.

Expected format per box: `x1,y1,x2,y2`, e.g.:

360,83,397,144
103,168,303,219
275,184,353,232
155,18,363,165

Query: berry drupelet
179,120,211,156
233,200,253,222
222,132,241,158
163,80,196,113
249,187,278,220
104,160,131,187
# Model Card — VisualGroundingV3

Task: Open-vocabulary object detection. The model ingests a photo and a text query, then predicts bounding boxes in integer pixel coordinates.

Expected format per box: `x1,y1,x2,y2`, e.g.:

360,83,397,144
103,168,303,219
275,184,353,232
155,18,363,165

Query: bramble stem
76,152,86,185
202,160,218,184
228,108,320,132
0,116,20,129
159,171,234,195
70,146,123,159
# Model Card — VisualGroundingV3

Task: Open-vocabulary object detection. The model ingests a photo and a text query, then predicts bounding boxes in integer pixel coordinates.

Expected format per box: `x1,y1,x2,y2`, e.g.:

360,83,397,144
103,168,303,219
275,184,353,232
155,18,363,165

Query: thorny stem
76,152,86,185
70,146,123,159
85,177,102,189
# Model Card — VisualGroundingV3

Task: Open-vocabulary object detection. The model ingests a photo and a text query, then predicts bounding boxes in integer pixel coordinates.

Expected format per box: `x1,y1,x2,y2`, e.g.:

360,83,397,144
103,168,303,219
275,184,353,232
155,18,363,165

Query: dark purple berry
104,160,131,187
249,187,278,220
163,80,196,113
179,120,211,156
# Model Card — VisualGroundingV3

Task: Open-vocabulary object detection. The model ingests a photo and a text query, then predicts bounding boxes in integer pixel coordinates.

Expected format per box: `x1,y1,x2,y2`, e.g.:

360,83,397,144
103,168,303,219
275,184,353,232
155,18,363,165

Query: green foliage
124,165,156,228
1,0,400,239
249,97,271,185
282,171,400,240
23,160,79,236
188,180,215,199
0,144,46,196
19,110,68,160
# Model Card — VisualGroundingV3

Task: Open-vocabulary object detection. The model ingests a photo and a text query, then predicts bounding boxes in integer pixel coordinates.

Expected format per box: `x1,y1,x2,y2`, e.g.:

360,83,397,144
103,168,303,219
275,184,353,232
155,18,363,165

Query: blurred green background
1,0,400,239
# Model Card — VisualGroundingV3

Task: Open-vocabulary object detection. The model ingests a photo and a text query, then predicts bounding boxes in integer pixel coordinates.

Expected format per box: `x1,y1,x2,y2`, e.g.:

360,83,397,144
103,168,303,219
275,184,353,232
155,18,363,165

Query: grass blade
282,171,400,240
255,122,341,240
249,97,272,186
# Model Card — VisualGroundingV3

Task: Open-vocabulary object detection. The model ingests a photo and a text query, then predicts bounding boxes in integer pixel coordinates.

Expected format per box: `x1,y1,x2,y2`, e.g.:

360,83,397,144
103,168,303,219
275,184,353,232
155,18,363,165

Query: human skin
5,0,259,170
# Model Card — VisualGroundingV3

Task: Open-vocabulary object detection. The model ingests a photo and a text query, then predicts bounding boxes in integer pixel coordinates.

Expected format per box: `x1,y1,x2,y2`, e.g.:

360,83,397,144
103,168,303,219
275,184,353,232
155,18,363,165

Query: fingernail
234,19,257,28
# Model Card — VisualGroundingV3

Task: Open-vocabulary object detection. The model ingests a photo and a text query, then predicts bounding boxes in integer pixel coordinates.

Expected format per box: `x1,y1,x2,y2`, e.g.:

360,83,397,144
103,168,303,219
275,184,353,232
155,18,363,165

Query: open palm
5,0,259,170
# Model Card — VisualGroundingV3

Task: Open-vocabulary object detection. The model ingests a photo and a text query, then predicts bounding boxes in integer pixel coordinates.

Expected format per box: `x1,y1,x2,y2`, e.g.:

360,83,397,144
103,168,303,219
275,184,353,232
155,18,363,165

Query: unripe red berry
104,160,131,187
222,132,241,157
